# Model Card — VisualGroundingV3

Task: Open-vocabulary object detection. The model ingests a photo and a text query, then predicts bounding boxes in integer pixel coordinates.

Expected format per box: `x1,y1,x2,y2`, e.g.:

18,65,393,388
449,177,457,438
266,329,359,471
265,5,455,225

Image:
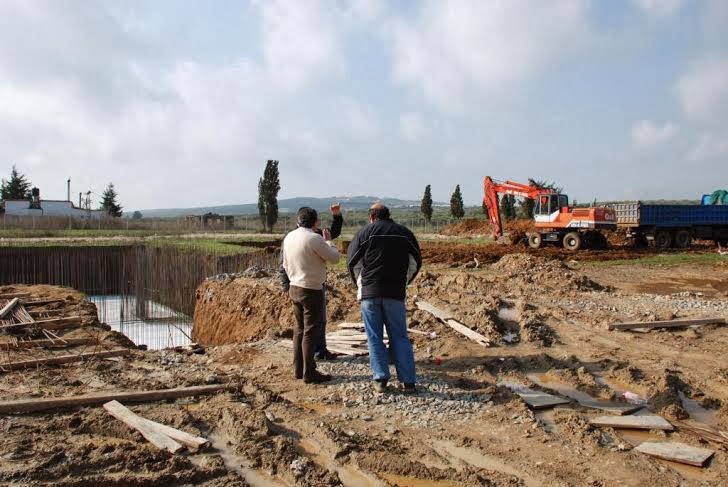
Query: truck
609,201,728,248
483,176,617,251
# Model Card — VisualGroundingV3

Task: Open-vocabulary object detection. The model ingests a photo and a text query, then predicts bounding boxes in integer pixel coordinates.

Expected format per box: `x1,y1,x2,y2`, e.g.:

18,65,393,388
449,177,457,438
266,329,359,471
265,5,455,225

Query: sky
0,0,727,210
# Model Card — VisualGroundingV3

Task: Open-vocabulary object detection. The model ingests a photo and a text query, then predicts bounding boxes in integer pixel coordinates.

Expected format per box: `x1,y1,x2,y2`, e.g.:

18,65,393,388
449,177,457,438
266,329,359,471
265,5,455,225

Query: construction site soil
1,248,728,486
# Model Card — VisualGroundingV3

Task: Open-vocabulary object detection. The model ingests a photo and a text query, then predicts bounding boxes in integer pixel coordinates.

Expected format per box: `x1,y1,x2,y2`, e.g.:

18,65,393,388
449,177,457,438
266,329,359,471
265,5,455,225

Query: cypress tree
450,184,465,219
420,184,433,223
257,160,281,232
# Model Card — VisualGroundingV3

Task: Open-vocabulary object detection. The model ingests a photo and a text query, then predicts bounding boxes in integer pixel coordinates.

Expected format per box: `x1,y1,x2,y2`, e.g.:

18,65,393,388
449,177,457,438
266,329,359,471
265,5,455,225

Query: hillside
136,195,447,218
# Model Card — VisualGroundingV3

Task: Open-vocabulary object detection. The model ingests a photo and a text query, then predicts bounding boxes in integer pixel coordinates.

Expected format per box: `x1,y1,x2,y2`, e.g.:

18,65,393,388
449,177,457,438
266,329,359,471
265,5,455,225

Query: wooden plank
0,292,31,299
673,420,728,447
635,441,714,467
0,337,99,351
608,317,726,331
139,417,210,450
0,348,130,371
415,301,454,321
326,345,368,356
0,384,234,414
415,301,490,346
337,322,365,329
21,298,65,307
518,392,571,410
103,400,184,454
578,400,643,416
446,320,490,347
0,298,19,319
0,316,83,332
590,415,674,430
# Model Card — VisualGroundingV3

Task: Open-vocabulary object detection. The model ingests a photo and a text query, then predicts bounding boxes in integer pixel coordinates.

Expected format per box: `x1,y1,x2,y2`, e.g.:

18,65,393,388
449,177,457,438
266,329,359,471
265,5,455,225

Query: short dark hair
297,207,318,228
368,205,390,221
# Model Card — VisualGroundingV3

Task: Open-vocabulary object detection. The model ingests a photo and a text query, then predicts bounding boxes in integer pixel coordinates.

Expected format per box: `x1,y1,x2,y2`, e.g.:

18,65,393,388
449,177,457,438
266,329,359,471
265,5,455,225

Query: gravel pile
316,357,492,429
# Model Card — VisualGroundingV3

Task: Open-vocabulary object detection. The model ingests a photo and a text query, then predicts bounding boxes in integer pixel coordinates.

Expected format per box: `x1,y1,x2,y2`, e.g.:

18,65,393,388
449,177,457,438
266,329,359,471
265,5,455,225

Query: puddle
678,391,720,428
380,473,460,487
436,441,540,487
298,438,379,487
208,431,289,487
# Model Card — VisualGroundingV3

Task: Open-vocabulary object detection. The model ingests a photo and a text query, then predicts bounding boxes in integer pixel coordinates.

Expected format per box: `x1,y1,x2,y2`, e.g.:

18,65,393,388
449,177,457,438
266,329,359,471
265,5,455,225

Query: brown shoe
303,371,332,384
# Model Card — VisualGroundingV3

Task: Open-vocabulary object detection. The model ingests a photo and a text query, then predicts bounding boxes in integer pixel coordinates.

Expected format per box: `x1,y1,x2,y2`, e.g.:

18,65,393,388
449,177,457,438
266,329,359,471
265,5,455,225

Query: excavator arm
483,176,553,238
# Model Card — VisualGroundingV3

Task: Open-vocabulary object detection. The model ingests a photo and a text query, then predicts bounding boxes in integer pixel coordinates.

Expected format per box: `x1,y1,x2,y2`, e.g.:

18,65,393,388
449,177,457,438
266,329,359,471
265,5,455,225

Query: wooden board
415,301,454,321
0,384,234,414
104,400,209,451
578,400,643,416
517,392,571,410
0,337,99,351
608,317,726,331
0,316,83,332
590,415,674,430
0,292,31,299
20,298,65,307
635,441,714,467
337,323,365,329
673,420,728,447
0,298,20,319
103,400,184,454
0,348,129,371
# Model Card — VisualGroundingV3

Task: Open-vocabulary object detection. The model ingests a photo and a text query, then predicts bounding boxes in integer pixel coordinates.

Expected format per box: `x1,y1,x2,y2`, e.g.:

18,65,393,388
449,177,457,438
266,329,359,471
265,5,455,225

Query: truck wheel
654,230,672,249
563,232,582,251
674,230,692,248
527,233,543,249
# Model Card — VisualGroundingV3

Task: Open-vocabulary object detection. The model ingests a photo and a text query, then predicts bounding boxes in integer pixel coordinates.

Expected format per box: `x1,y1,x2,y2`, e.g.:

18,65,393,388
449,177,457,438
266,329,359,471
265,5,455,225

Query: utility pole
67,178,71,201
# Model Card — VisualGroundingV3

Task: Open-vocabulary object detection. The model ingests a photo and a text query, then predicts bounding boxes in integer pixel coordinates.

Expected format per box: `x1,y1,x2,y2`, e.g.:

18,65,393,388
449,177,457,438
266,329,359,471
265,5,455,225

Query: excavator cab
534,194,568,219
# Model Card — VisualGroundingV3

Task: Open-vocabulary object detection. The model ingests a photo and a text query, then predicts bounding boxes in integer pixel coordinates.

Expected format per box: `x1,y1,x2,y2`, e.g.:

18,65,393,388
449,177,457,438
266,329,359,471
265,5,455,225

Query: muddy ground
1,250,727,486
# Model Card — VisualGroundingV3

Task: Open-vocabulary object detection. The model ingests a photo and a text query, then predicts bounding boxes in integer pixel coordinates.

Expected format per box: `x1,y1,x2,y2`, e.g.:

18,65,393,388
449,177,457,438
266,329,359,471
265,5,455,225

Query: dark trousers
289,285,323,379
315,287,328,355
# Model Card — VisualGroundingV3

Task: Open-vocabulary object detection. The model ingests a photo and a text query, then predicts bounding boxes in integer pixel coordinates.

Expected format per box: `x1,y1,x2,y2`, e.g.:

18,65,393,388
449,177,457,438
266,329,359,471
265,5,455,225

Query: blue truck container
610,202,728,248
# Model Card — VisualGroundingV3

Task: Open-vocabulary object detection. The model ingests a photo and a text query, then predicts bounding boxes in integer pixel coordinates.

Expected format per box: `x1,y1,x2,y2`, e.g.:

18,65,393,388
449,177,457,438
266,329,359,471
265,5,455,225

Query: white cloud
687,132,728,162
390,0,590,112
255,0,344,91
339,99,379,139
631,120,678,148
676,57,728,121
631,0,684,17
399,112,426,141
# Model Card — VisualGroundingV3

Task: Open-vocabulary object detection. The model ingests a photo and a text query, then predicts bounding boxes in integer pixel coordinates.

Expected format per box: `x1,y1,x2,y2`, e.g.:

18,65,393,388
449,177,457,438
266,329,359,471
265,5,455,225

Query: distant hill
135,195,447,218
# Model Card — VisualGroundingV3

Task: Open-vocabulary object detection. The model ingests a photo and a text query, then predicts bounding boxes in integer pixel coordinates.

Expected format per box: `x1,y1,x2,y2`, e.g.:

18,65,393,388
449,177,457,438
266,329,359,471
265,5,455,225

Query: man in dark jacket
347,203,421,393
280,203,343,360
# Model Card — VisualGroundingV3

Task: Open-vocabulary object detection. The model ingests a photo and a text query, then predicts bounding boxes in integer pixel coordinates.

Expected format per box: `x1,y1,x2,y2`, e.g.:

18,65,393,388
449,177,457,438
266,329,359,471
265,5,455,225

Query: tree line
1,165,123,217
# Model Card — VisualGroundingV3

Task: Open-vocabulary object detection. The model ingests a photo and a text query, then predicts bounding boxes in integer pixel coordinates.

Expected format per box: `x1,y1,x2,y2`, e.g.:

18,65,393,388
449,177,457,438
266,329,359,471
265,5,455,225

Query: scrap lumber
0,292,31,299
338,322,365,329
577,400,643,416
326,345,368,356
518,391,571,410
415,301,490,347
0,337,98,351
0,298,20,319
674,420,728,447
21,298,65,307
0,348,130,371
0,384,234,414
608,317,726,331
103,400,184,454
589,415,674,430
635,441,714,467
0,316,83,332
104,400,209,451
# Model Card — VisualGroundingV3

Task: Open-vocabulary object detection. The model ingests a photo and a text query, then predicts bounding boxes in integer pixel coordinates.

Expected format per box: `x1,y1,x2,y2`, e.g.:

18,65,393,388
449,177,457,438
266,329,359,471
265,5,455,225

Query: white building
2,199,104,219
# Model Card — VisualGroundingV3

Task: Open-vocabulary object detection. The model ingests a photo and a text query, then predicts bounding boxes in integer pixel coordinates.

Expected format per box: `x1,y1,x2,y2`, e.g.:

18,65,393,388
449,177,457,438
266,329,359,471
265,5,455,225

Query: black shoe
314,350,339,361
372,380,388,394
401,383,416,394
304,371,332,384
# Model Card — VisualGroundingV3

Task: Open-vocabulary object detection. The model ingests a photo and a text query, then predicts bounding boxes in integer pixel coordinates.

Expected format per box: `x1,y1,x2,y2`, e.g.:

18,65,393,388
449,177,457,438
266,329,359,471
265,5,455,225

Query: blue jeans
361,298,416,384
315,288,327,355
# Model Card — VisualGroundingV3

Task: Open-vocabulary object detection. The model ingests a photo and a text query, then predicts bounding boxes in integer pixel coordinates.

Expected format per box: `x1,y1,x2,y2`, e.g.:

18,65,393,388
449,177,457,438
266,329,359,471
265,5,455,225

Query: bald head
368,203,390,222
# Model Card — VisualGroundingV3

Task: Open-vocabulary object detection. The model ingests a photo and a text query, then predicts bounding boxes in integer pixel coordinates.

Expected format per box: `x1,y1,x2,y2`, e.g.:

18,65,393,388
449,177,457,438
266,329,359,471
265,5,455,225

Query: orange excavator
484,176,616,250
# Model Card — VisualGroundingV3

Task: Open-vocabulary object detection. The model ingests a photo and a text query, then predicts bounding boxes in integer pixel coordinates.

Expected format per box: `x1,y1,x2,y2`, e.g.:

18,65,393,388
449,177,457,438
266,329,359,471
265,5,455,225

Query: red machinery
483,176,616,250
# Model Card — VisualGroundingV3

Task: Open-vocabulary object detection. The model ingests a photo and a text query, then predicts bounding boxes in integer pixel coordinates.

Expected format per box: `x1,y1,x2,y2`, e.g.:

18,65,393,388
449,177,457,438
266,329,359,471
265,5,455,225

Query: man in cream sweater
282,207,341,383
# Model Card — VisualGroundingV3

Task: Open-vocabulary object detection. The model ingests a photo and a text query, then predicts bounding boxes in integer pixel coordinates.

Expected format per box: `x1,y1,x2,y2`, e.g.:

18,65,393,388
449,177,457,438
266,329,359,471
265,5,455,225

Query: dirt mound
492,253,603,293
439,218,491,236
192,273,360,346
